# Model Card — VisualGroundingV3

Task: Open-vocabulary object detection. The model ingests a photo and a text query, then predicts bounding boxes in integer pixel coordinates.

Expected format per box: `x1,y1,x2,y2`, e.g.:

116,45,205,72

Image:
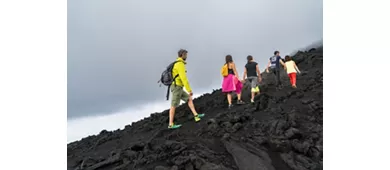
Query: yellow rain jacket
172,57,192,93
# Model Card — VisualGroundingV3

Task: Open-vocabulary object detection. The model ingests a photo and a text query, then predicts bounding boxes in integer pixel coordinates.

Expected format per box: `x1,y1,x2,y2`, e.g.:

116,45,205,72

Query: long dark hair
225,55,233,65
247,55,253,64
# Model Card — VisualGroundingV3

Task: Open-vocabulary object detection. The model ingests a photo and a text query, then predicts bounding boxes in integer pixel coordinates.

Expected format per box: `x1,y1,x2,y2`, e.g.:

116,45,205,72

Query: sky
67,0,323,142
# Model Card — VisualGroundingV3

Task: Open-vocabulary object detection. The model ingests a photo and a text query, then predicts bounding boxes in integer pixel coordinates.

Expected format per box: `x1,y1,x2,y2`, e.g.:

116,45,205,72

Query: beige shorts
170,84,189,107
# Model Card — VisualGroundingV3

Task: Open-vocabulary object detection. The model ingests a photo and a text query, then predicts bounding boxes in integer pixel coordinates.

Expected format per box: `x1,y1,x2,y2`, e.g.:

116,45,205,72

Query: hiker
167,49,205,129
221,55,244,109
243,55,262,103
284,55,301,88
266,51,286,88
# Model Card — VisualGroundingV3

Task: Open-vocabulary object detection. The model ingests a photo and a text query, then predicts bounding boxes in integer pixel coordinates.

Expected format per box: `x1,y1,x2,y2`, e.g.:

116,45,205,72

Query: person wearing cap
168,49,205,129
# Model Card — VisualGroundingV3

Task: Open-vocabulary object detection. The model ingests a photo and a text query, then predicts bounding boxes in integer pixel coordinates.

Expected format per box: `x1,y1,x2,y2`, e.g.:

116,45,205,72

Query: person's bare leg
237,93,242,101
187,97,198,116
169,106,176,126
251,92,255,101
227,93,232,105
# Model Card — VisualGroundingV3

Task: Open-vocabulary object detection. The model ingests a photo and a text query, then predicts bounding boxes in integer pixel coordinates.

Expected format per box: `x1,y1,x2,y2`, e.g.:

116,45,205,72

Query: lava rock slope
67,47,323,170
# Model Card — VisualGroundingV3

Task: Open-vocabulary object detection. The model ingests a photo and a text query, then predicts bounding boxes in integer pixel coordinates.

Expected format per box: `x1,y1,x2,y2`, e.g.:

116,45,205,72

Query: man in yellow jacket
168,49,205,129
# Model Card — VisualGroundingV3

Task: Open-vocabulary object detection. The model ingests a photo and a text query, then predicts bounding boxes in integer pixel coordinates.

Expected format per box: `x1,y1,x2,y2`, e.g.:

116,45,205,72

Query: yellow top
286,61,297,74
172,57,192,92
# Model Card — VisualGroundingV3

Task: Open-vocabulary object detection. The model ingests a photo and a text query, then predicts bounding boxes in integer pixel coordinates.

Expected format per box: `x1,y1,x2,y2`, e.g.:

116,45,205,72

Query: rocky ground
67,47,323,170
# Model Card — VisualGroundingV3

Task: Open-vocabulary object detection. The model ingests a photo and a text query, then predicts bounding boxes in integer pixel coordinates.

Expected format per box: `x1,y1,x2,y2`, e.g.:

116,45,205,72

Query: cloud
68,0,323,119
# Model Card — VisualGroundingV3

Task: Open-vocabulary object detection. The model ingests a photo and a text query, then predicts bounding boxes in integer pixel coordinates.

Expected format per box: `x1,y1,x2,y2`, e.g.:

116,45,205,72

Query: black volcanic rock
68,47,323,170
224,141,275,170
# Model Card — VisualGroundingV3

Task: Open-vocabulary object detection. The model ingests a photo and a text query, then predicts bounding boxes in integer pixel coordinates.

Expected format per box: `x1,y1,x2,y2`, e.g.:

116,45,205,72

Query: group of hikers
159,49,301,129
220,50,301,109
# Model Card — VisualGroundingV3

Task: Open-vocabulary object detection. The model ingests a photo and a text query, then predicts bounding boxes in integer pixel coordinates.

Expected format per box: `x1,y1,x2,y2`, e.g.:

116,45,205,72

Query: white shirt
286,61,297,74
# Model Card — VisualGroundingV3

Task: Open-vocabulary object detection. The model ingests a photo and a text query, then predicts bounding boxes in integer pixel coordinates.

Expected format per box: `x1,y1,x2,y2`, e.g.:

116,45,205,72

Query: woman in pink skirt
222,55,244,109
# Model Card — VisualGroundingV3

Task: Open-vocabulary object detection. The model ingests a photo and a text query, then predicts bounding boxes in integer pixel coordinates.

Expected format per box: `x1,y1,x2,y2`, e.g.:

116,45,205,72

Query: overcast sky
68,0,323,120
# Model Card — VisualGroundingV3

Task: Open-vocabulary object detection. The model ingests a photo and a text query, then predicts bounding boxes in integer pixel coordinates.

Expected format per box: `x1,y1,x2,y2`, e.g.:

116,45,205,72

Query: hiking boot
168,123,182,129
194,113,205,122
237,100,245,105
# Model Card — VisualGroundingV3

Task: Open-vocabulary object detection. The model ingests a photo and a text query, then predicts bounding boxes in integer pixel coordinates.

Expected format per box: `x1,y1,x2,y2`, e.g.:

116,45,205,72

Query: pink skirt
222,74,243,93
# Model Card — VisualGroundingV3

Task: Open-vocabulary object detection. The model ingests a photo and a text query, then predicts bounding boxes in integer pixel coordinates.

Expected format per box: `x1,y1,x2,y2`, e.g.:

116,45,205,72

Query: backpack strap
170,60,184,84
166,85,171,101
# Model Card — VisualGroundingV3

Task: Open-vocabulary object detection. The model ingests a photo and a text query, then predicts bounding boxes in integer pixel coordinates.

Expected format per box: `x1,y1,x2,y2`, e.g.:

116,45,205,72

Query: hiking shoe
197,113,205,118
251,99,254,103
237,100,245,105
168,123,182,129
228,104,233,109
194,113,205,122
